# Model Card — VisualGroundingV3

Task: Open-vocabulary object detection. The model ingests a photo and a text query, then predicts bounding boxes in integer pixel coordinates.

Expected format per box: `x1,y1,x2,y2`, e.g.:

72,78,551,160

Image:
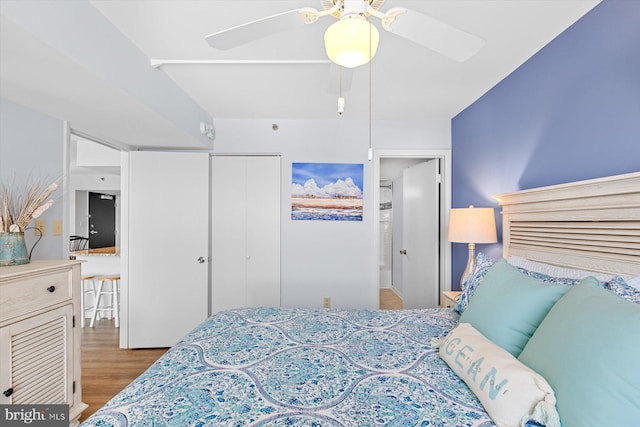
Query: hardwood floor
380,287,403,309
79,289,402,421
79,319,167,422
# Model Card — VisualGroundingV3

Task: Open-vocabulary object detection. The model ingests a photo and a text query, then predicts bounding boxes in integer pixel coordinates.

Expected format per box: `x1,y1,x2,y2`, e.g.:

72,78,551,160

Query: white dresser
0,260,87,426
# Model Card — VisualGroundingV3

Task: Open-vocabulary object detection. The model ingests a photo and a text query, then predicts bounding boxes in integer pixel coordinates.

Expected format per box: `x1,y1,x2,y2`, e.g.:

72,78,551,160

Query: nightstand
441,291,461,308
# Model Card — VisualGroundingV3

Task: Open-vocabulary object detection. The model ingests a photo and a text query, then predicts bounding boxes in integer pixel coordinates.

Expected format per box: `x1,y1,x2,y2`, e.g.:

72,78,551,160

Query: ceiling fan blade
327,63,353,94
206,9,314,50
382,8,485,62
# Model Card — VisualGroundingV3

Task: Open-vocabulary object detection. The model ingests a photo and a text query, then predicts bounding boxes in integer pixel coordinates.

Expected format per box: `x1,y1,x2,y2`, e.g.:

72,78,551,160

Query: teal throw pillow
518,279,640,427
459,259,569,357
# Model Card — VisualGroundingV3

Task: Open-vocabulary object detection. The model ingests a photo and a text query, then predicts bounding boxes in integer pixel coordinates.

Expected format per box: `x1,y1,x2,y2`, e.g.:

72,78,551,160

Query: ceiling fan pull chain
337,66,345,115
368,13,373,162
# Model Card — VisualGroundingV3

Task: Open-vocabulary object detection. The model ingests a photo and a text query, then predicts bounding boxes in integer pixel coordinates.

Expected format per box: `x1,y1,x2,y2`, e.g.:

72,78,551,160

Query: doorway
374,149,452,309
88,192,116,249
68,134,121,249
67,131,122,343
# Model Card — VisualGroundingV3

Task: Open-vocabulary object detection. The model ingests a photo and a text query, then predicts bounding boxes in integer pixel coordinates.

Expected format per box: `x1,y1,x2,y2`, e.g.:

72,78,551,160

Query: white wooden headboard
493,172,640,277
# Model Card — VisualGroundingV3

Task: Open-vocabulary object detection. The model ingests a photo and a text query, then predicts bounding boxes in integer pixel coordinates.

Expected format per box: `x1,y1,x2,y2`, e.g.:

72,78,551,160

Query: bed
80,172,640,427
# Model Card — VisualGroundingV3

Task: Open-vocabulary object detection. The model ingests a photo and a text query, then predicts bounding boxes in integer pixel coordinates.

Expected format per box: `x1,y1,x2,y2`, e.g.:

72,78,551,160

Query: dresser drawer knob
47,285,56,293
3,388,13,397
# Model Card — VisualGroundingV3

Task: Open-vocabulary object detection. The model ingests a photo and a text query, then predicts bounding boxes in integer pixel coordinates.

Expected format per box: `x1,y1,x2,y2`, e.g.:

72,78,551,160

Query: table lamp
448,205,497,289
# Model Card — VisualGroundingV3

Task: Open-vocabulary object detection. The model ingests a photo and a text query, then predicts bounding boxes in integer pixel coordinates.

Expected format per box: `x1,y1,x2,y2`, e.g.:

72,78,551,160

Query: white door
401,160,440,308
391,178,404,294
128,151,209,348
211,155,280,313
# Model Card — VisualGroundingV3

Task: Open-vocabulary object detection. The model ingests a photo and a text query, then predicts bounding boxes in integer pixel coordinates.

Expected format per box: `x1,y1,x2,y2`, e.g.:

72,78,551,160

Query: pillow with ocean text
440,323,560,427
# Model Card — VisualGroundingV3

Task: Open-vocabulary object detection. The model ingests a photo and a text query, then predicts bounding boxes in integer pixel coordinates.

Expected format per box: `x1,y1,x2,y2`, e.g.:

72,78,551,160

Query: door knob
400,249,407,255
197,257,206,264
89,230,98,235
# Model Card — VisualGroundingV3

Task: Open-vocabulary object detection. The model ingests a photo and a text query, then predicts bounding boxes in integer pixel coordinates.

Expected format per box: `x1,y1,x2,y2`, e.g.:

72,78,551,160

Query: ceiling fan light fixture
324,15,379,68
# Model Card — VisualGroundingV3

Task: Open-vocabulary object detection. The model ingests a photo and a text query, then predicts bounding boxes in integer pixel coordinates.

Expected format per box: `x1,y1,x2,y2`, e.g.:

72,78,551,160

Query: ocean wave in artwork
291,198,363,221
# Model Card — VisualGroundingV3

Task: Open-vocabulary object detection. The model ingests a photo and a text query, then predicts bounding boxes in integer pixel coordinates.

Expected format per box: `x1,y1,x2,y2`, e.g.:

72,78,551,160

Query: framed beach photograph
291,162,363,221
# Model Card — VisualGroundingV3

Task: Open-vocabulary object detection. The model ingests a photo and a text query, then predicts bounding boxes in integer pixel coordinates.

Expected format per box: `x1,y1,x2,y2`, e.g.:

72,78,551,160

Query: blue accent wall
450,0,640,288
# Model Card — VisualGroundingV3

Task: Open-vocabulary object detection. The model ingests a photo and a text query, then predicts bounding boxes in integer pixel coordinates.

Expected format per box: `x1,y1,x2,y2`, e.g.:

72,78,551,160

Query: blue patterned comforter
80,307,496,426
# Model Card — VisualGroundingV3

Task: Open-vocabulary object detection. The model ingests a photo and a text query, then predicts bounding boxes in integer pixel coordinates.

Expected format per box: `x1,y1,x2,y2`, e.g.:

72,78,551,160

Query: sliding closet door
245,156,281,306
211,156,246,310
128,151,209,348
211,155,280,313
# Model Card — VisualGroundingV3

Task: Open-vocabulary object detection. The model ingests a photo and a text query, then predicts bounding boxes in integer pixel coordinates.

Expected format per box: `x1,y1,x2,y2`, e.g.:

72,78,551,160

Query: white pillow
440,323,560,427
507,256,616,283
627,275,640,289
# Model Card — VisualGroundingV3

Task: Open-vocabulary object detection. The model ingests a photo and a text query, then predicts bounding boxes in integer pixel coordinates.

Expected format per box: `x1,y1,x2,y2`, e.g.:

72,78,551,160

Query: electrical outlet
53,219,63,236
35,219,46,236
323,297,331,308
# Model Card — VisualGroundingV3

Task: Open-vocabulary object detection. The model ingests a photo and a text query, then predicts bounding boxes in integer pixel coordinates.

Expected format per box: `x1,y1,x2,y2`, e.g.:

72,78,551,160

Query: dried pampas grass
0,176,61,232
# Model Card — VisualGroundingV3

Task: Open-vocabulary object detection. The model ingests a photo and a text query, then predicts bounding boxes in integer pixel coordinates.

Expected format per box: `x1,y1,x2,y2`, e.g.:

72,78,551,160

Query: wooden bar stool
80,274,96,328
90,275,120,328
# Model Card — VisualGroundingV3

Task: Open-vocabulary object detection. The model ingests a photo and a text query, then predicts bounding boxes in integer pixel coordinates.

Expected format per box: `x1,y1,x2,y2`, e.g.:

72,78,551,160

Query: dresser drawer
0,269,72,321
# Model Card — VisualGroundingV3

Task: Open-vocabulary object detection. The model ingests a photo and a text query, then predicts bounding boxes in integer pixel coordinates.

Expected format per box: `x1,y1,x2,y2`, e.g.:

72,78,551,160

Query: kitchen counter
71,246,119,256
72,247,120,276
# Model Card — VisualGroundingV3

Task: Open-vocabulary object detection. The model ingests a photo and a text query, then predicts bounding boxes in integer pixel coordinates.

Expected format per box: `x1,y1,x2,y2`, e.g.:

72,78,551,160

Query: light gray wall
0,98,449,308
0,98,64,260
213,118,450,308
74,191,88,238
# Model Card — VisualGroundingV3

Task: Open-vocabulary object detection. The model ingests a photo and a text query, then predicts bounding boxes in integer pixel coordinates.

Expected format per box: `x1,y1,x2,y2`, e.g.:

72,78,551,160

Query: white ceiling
89,0,600,120
1,1,601,148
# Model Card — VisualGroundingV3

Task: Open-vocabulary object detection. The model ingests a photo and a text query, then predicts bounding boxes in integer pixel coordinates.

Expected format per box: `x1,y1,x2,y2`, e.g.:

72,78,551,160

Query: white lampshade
324,16,379,68
448,206,497,244
448,205,497,289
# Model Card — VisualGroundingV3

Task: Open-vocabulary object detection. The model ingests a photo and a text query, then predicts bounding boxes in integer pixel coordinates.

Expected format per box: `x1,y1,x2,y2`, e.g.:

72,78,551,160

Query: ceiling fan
205,0,485,68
